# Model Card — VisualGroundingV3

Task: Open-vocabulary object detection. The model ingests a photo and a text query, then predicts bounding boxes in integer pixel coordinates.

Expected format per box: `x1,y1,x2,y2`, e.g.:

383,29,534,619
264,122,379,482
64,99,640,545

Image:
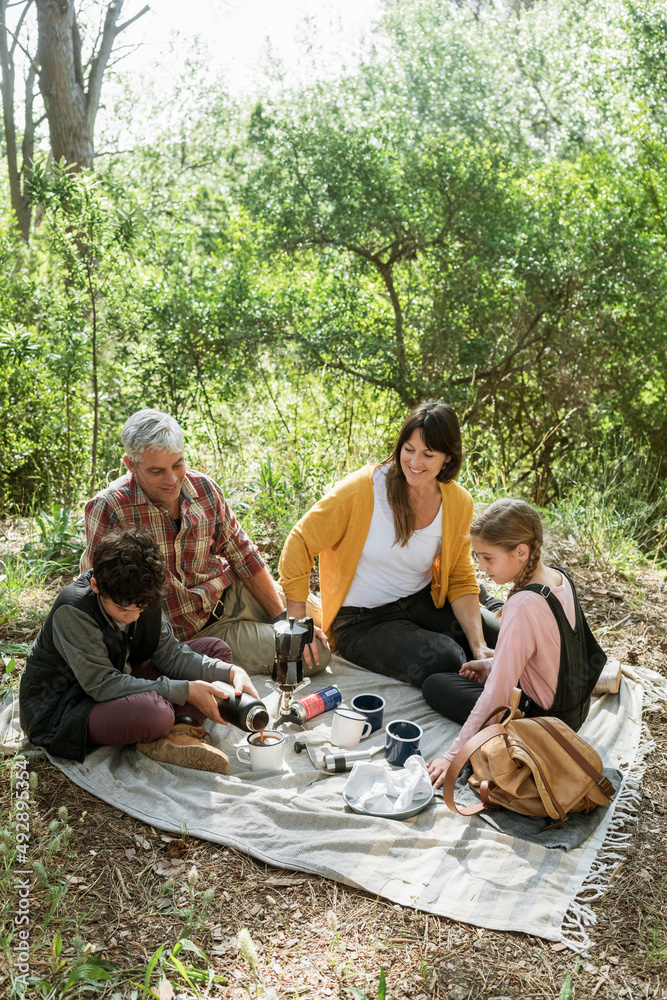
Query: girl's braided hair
470,498,543,602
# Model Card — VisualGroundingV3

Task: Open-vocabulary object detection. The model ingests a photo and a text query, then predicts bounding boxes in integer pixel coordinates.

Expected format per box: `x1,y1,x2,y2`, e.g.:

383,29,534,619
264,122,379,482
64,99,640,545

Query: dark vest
19,571,162,762
518,567,607,731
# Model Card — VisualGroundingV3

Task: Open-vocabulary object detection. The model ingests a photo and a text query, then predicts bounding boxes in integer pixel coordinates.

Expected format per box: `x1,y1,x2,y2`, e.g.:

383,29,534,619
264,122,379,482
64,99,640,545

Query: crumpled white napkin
344,755,432,813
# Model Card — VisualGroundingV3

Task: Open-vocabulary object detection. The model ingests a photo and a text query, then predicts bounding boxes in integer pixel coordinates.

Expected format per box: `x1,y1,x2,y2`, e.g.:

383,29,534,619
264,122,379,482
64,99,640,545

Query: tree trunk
0,0,35,239
2,1,148,234
36,0,93,168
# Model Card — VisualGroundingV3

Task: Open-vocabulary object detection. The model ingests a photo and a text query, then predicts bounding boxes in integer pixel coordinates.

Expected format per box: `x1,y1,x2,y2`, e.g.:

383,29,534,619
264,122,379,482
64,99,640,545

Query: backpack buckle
597,775,615,797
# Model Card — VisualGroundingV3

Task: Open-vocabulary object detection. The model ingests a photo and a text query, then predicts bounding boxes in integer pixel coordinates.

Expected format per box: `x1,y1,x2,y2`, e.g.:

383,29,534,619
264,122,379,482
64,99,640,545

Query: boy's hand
187,680,228,725
228,666,259,699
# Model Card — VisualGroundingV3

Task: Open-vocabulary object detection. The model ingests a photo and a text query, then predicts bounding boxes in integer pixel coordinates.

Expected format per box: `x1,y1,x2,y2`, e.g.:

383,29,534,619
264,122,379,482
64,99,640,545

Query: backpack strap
441,723,508,815
532,718,616,800
520,573,606,728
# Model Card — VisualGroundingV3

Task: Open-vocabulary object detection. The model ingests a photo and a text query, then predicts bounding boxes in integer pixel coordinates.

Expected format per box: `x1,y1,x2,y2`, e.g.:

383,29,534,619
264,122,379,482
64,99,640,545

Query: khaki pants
197,578,332,676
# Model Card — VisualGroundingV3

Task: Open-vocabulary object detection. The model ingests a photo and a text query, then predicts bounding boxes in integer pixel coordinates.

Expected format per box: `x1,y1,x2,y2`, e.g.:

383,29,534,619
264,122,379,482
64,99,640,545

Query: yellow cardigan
278,464,479,643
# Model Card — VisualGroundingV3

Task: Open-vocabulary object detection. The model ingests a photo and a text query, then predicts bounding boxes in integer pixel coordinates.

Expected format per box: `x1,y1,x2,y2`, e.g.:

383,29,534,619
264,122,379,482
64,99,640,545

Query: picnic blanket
1,659,660,950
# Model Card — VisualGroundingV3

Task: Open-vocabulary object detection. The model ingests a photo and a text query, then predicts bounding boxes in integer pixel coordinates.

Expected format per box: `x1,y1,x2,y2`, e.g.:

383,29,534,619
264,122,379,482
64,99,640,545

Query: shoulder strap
441,724,508,815
532,718,615,800
521,581,573,634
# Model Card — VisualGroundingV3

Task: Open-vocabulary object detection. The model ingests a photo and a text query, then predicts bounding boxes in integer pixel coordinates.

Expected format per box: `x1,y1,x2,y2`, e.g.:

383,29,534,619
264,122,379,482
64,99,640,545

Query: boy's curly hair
92,527,165,608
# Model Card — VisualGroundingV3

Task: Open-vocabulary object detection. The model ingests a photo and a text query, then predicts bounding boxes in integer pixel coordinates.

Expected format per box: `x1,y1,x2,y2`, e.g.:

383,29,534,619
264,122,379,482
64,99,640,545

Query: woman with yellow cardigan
278,401,499,686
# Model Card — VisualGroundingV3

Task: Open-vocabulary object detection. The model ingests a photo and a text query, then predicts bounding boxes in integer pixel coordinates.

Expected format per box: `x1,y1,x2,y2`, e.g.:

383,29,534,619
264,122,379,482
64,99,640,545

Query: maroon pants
87,637,232,747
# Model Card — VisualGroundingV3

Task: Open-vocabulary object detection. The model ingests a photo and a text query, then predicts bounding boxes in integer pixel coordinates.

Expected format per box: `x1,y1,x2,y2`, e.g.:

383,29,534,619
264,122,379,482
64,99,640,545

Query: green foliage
0,553,56,632
645,918,667,964
236,0,667,503
0,0,666,563
558,971,574,1000
548,431,667,570
134,938,228,998
344,966,387,1000
22,504,85,569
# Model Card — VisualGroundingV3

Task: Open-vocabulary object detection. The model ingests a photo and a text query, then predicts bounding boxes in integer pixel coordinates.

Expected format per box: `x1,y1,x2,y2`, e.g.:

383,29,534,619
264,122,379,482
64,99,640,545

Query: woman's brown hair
385,400,463,546
470,498,543,601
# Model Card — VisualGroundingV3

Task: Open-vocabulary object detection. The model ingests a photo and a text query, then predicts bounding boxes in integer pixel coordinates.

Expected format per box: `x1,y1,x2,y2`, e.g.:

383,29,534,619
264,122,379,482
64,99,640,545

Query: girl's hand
228,666,259,698
427,756,452,790
460,658,491,684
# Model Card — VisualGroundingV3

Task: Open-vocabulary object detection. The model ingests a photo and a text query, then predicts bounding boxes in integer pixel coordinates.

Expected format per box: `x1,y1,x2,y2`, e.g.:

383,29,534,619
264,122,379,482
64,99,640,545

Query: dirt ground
1,538,667,999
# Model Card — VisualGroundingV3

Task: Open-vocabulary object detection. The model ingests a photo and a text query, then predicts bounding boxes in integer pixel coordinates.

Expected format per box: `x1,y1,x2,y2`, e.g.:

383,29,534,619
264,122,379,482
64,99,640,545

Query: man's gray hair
121,409,185,463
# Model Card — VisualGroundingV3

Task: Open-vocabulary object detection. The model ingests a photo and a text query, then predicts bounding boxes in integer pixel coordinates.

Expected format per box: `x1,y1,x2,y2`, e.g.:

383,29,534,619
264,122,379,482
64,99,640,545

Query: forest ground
1,525,666,1000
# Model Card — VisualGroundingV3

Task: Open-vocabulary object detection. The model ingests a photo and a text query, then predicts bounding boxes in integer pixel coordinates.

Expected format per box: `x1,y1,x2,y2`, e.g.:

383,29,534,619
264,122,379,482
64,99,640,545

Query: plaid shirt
81,470,265,640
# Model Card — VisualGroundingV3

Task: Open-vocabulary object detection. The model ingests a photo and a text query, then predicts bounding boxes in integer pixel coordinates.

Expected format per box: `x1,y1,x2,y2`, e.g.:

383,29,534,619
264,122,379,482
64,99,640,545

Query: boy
19,527,259,773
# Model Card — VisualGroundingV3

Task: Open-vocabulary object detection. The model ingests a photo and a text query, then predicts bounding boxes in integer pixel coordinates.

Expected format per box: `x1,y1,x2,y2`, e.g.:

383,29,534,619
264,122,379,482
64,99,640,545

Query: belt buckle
209,599,225,622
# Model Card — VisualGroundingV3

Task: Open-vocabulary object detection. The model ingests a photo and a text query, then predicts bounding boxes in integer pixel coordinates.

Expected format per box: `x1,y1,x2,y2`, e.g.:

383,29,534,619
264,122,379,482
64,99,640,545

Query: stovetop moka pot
270,616,314,717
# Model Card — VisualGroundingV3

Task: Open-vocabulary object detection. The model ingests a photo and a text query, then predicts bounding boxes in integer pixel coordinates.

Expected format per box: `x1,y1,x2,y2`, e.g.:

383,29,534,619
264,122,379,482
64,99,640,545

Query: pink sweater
445,572,576,760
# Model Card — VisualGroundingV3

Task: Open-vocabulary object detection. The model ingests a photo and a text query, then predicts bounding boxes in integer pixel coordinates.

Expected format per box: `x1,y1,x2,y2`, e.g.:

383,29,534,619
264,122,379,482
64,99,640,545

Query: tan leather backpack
441,690,616,825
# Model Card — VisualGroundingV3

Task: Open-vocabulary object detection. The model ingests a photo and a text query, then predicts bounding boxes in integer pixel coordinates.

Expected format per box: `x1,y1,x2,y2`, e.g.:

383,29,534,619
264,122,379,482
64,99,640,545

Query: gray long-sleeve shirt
51,604,231,706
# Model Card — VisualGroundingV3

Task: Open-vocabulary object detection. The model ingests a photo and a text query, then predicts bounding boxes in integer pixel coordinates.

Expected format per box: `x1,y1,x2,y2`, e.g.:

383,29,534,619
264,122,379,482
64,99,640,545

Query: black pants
422,671,495,724
332,585,500,688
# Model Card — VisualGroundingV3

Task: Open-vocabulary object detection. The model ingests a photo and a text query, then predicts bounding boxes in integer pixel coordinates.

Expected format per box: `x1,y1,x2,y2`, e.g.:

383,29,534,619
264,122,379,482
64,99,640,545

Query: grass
549,433,667,573
0,505,84,640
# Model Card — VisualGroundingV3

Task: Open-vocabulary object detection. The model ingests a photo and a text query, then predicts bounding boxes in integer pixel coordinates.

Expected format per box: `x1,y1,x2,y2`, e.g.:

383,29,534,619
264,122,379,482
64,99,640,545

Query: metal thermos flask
213,683,270,733
290,685,342,723
321,747,378,773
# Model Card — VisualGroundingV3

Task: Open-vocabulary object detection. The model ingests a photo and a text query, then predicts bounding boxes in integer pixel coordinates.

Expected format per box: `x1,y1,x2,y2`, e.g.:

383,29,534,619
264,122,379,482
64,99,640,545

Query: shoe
478,582,504,612
137,724,230,774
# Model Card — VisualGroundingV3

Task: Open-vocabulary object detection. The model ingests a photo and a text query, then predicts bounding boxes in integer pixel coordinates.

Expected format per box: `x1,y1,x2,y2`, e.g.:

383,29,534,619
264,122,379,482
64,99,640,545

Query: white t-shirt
342,466,442,609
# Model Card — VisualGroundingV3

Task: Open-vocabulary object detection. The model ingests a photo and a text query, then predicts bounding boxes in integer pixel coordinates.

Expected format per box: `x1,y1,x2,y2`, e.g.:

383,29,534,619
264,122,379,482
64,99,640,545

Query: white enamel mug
236,730,285,772
330,708,373,748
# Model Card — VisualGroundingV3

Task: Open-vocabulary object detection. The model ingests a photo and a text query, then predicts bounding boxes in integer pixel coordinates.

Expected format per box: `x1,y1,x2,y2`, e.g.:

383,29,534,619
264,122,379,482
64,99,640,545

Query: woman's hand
228,666,259,699
285,599,329,669
472,642,495,660
427,756,452,790
303,625,329,669
187,680,229,725
459,658,491,684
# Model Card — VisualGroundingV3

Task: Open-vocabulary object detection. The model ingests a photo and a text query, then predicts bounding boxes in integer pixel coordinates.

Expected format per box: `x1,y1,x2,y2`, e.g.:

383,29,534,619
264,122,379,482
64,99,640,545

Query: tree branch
116,3,150,34
9,0,32,59
86,2,148,143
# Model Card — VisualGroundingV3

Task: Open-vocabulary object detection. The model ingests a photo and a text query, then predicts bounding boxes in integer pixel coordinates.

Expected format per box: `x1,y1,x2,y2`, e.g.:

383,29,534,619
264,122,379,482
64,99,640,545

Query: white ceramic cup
330,708,373,748
236,730,285,772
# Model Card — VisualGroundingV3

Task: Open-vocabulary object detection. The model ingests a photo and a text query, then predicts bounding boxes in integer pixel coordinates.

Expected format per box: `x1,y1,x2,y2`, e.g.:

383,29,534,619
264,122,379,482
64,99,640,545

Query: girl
425,498,606,789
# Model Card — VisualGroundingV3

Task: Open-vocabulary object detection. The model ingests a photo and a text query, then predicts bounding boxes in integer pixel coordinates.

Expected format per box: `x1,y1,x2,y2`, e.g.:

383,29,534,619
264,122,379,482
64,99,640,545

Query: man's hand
187,680,229,725
459,658,491,685
427,756,452,790
229,665,259,699
285,599,329,670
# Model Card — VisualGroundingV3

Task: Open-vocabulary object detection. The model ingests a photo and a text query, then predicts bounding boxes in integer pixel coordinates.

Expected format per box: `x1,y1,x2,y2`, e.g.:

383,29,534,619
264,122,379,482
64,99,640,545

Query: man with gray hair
81,409,330,674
